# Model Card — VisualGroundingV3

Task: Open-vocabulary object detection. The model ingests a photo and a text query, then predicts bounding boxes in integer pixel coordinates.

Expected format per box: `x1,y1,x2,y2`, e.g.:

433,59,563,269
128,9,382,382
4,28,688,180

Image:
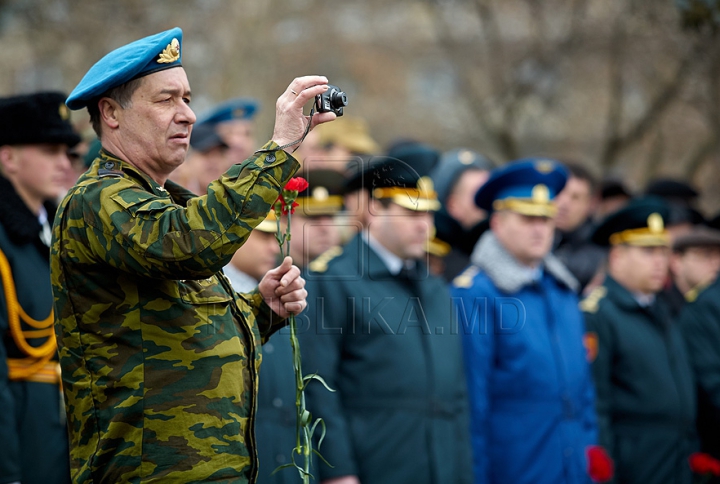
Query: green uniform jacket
51,144,297,484
0,177,69,484
679,279,720,461
298,234,473,484
582,277,696,484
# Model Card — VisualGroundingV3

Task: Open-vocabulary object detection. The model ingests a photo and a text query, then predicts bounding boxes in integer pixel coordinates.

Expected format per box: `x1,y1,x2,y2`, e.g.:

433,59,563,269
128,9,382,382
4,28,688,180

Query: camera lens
330,90,348,109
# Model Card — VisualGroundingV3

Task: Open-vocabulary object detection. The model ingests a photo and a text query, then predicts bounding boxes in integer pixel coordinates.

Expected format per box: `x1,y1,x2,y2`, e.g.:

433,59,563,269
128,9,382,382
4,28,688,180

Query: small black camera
315,85,348,117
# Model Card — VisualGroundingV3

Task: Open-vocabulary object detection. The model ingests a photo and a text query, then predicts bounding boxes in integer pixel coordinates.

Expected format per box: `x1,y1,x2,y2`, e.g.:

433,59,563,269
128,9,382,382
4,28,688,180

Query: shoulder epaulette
579,285,607,313
308,246,343,273
685,281,711,303
452,265,479,289
98,168,124,178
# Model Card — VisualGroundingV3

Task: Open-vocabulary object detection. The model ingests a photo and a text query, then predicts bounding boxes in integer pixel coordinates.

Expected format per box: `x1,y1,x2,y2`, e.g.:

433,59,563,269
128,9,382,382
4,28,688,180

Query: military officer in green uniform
51,28,336,483
299,158,472,484
583,197,697,484
0,92,80,484
677,231,720,482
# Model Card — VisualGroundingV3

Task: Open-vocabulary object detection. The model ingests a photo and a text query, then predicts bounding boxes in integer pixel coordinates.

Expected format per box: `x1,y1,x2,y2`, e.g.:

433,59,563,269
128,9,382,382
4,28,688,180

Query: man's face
670,246,720,292
555,176,593,232
195,146,233,195
371,202,433,260
290,214,340,265
116,68,195,174
230,229,280,281
1,144,72,203
610,245,670,294
216,119,255,164
491,211,555,266
447,169,489,229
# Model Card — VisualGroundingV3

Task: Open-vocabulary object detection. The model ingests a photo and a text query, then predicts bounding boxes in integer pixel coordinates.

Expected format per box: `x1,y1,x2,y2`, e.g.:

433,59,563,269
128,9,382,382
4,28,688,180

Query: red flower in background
689,453,720,476
587,446,614,483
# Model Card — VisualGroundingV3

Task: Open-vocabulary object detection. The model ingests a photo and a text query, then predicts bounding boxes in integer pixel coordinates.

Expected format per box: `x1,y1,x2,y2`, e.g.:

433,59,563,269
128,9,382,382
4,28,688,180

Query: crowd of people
2,27,720,484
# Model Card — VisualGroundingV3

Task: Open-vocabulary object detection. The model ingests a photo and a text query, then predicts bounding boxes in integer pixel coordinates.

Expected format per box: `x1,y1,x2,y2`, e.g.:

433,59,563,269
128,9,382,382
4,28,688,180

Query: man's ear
0,145,18,176
98,98,121,130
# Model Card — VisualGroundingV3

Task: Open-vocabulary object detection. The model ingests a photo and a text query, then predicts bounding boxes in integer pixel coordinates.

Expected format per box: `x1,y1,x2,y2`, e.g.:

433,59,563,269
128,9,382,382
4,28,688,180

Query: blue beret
475,158,568,216
197,98,259,126
67,28,183,110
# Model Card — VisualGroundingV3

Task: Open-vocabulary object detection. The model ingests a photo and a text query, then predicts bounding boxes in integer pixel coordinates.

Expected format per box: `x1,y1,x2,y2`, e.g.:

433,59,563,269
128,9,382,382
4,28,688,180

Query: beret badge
157,38,180,64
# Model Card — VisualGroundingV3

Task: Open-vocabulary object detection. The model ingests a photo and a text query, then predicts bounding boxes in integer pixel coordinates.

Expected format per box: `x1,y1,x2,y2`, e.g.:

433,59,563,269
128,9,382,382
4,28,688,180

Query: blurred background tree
0,0,718,209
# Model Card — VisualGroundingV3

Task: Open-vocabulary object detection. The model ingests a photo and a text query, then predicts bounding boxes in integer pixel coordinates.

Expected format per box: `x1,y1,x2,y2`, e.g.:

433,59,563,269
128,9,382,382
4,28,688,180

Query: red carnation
689,453,720,476
284,177,309,193
587,446,614,483
275,177,308,215
274,194,300,215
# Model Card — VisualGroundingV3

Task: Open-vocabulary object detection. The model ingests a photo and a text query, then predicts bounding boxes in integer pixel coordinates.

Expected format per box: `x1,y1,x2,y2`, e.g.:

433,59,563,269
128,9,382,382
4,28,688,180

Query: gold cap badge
532,184,550,203
58,103,69,121
417,176,434,193
647,212,664,233
312,186,329,201
458,150,475,165
157,38,180,64
535,160,555,173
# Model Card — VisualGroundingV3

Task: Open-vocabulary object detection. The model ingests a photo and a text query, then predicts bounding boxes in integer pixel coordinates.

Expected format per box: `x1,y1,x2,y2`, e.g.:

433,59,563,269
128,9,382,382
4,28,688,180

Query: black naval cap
645,178,698,204
345,154,441,212
599,178,632,200
591,196,671,247
189,123,228,153
296,169,346,216
0,92,81,148
386,140,441,176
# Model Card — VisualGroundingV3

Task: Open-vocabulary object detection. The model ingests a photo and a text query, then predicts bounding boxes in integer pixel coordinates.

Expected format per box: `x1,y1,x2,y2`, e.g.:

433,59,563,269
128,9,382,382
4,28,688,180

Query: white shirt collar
632,292,656,307
223,264,258,293
363,231,406,276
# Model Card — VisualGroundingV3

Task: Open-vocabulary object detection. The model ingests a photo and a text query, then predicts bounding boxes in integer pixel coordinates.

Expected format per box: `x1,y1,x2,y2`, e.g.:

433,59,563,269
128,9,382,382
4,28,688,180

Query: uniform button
266,154,276,162
265,343,274,354
564,447,573,457
273,397,283,408
276,454,286,463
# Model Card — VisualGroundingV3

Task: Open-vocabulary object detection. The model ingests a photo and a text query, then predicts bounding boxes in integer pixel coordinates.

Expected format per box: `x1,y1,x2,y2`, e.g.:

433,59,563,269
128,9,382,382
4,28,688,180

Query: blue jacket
451,232,597,484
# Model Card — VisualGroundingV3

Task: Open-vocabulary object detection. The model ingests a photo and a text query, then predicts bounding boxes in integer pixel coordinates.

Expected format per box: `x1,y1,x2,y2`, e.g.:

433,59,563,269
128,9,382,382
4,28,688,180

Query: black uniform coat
679,280,720,468
298,234,473,484
582,276,697,484
0,176,70,484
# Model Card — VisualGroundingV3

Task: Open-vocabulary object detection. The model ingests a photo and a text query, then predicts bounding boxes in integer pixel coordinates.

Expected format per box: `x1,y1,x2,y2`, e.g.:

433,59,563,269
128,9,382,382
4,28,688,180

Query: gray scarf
470,231,579,294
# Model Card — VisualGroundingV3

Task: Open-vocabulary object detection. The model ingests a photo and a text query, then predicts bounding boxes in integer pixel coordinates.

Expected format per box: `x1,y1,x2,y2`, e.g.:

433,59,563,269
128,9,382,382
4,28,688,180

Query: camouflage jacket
51,143,298,483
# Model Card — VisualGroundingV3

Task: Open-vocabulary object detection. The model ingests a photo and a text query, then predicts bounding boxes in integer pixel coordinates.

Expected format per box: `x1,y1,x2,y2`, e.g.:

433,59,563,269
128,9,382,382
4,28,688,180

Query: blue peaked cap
66,28,184,110
196,98,259,126
475,158,568,212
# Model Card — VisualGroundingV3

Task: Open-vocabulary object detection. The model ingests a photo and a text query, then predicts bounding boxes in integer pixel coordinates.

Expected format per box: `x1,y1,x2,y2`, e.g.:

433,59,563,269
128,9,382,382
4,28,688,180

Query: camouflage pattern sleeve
61,141,298,281
50,142,299,483
237,287,287,343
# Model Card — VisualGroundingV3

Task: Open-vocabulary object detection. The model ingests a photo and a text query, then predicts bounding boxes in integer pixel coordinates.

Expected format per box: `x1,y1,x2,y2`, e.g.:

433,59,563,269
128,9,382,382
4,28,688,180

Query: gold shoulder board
308,246,343,273
453,265,479,289
579,286,607,314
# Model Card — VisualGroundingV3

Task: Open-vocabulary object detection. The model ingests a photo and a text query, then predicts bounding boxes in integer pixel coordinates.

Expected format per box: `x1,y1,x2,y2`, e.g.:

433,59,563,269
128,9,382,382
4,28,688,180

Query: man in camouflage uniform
51,28,335,483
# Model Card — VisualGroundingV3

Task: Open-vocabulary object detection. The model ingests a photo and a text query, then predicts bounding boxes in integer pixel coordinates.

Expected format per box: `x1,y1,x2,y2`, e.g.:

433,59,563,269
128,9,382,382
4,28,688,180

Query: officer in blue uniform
299,157,472,484
451,159,598,484
583,197,696,484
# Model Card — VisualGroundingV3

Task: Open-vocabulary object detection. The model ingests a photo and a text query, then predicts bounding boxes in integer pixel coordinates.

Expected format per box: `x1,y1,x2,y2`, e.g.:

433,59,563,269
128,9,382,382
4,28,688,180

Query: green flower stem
275,193,314,483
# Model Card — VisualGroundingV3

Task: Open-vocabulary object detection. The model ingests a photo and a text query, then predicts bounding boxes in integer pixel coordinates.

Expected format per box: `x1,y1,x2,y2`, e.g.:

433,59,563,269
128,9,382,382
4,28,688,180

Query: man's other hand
258,256,307,317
